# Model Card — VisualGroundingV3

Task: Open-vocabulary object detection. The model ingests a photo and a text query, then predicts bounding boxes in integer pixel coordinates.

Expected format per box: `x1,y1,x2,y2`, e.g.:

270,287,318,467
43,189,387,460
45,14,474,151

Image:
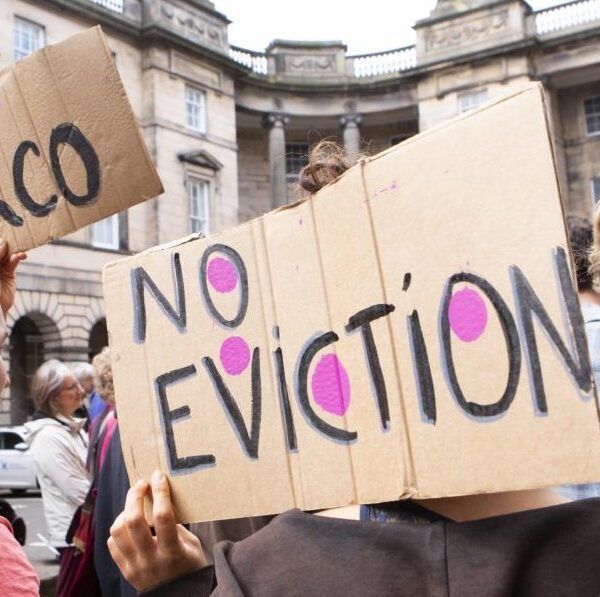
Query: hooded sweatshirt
25,414,90,547
143,499,600,597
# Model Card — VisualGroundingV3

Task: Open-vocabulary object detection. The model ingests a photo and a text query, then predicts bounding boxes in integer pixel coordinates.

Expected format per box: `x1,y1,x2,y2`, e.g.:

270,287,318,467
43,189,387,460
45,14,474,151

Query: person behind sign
107,142,600,596
0,240,39,595
560,217,600,500
25,360,90,550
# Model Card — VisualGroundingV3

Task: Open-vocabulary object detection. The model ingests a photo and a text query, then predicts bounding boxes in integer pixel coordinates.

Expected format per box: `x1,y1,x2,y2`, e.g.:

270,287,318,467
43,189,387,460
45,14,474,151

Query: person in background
25,360,90,550
87,347,117,477
0,239,39,595
92,346,136,597
569,216,600,387
73,361,106,424
561,214,600,500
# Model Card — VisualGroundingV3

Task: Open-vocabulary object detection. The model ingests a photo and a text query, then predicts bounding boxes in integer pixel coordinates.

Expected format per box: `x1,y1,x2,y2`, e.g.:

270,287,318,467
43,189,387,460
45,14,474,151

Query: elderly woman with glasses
25,359,90,550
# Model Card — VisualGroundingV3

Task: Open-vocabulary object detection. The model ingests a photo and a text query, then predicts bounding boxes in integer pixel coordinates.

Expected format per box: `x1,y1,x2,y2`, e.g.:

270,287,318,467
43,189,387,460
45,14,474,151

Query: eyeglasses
62,382,81,393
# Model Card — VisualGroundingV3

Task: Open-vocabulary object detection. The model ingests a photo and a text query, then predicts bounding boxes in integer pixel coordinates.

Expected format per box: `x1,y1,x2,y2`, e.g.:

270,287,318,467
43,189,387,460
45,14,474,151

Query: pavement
1,488,58,596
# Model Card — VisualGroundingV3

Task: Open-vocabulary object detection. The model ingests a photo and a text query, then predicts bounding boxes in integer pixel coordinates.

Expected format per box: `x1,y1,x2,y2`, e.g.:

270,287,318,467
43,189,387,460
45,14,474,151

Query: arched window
89,318,108,361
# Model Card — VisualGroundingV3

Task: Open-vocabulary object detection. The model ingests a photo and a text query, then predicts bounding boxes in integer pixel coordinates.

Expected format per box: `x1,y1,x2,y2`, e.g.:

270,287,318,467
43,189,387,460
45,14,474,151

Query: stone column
263,113,290,208
339,114,362,163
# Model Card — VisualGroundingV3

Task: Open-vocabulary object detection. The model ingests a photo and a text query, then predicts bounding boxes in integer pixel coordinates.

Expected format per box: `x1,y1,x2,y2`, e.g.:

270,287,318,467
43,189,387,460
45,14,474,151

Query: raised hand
0,240,26,317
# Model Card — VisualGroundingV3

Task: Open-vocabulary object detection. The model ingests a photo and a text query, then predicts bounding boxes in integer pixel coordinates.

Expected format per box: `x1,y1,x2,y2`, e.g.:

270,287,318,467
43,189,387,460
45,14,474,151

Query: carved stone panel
415,1,529,64
147,0,228,54
266,41,347,79
283,54,337,74
425,9,510,52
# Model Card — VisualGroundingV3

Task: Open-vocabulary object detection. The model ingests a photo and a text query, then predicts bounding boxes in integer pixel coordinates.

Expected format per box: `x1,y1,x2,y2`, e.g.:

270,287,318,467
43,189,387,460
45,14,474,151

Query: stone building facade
0,0,599,423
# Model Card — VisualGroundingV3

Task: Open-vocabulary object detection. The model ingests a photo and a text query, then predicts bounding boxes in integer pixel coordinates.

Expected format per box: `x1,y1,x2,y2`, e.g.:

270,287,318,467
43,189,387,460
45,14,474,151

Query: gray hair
70,362,94,383
31,360,73,415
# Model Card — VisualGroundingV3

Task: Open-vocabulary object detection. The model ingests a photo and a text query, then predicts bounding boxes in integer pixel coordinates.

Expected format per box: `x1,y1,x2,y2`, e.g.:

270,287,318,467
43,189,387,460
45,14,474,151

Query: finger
107,535,127,570
109,512,137,560
0,240,8,266
123,480,154,554
176,524,202,547
5,252,27,275
150,470,179,549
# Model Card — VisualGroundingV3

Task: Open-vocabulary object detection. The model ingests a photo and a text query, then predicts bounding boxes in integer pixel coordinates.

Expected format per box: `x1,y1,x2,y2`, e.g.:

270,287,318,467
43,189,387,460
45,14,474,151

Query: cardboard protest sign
105,83,600,523
0,27,162,251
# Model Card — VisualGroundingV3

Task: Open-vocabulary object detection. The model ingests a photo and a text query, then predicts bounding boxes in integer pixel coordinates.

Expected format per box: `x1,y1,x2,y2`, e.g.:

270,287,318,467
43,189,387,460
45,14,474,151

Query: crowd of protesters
0,143,599,596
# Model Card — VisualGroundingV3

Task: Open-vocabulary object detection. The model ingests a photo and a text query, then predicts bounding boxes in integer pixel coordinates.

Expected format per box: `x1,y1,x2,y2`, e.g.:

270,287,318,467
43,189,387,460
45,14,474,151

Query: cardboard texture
105,83,600,523
0,27,162,251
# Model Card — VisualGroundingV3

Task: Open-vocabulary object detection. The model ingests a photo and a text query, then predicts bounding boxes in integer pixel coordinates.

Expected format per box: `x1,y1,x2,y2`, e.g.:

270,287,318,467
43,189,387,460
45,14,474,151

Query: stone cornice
183,0,231,25
31,0,140,35
25,0,600,94
415,0,532,29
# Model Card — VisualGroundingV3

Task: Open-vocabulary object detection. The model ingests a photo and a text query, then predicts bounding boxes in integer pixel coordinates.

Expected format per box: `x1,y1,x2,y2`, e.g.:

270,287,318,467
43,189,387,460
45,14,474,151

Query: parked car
0,426,38,495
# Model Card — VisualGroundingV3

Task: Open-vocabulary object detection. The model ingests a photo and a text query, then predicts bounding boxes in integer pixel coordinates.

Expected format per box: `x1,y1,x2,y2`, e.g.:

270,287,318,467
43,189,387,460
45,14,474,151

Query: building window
14,17,44,61
592,177,600,205
457,89,488,113
286,143,310,179
185,86,207,134
90,214,119,249
584,96,600,136
188,179,209,235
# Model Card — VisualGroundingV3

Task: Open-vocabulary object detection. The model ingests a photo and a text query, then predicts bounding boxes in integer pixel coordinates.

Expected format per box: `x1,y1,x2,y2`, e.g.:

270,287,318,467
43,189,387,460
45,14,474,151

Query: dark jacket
144,498,600,597
94,427,136,597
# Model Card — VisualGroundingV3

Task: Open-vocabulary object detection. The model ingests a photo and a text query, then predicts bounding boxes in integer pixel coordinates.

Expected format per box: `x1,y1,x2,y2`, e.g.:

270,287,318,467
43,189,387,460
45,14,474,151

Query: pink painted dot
311,353,351,416
448,287,488,342
207,257,238,293
220,336,250,375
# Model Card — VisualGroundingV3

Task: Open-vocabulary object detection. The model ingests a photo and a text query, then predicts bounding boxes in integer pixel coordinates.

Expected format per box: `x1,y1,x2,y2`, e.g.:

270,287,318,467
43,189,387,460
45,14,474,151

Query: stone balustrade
229,46,268,75
535,0,600,35
89,0,124,13
229,44,417,80
347,46,417,78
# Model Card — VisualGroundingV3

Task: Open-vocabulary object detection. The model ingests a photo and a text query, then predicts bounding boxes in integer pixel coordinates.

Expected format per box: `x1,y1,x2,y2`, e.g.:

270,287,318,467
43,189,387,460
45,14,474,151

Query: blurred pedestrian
25,360,90,549
87,348,117,477
72,361,106,424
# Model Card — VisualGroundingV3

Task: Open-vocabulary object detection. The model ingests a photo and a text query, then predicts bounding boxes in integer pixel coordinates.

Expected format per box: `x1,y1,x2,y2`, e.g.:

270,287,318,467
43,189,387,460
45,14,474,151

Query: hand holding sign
108,472,206,592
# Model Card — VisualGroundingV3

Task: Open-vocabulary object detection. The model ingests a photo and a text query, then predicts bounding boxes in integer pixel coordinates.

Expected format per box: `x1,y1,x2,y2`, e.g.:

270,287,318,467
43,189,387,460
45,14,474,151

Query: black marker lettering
408,310,436,424
199,244,249,328
440,273,521,418
49,123,100,206
12,141,57,216
297,331,357,443
202,347,261,458
345,304,395,430
0,194,23,227
510,247,592,413
402,273,412,291
274,346,297,451
131,252,186,343
155,365,215,472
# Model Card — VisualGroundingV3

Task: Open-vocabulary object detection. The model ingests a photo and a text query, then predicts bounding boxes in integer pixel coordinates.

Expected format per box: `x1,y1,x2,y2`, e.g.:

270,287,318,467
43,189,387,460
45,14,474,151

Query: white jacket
24,415,90,547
